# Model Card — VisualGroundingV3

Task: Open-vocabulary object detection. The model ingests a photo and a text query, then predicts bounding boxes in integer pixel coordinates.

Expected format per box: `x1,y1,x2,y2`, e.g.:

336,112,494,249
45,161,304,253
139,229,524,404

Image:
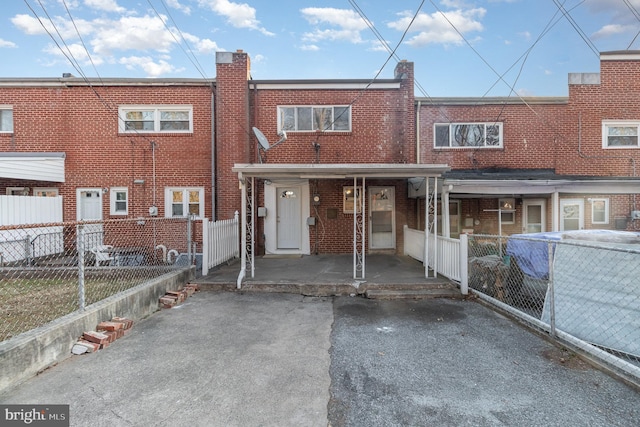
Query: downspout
211,83,216,221
416,100,421,164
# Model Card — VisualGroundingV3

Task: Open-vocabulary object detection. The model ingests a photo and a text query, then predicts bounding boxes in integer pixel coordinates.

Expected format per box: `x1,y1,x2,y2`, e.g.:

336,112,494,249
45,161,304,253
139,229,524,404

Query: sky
0,0,639,97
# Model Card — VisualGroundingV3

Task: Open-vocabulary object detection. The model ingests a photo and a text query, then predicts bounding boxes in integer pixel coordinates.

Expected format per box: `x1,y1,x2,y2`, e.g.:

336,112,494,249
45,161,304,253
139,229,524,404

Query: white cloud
165,0,192,15
90,15,178,55
301,7,369,44
592,24,632,39
43,42,104,66
252,54,265,63
83,0,126,13
388,8,485,47
197,0,273,36
300,44,319,51
0,39,17,48
119,55,184,77
195,38,221,54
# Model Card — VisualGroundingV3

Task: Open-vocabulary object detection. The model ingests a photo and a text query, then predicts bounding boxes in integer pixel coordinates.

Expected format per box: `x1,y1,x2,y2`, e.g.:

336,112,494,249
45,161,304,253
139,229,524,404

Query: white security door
77,189,104,248
523,199,546,233
369,187,395,249
277,187,301,249
560,199,584,231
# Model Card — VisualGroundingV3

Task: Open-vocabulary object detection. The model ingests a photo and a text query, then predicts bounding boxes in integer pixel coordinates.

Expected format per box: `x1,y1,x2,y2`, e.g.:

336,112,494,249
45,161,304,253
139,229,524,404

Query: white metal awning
231,163,451,288
232,163,451,179
0,152,66,182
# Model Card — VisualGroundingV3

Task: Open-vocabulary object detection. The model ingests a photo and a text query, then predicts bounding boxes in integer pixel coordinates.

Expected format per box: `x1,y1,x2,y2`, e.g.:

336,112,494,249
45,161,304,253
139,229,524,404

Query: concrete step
365,288,463,300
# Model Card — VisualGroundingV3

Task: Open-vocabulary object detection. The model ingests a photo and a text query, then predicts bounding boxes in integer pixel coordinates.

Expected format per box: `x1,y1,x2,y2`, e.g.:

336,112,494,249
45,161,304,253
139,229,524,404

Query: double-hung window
278,106,351,132
602,121,639,148
591,198,609,224
110,187,129,216
118,105,192,133
165,187,204,218
0,106,13,133
434,122,503,148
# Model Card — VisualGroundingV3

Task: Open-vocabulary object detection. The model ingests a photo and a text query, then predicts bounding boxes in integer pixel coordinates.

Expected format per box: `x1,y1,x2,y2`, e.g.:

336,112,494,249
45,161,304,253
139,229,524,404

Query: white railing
403,225,468,294
202,212,240,276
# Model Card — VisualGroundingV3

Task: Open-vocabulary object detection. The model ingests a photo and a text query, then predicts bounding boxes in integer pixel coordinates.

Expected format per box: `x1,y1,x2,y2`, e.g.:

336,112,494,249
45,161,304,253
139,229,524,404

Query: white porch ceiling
232,163,451,179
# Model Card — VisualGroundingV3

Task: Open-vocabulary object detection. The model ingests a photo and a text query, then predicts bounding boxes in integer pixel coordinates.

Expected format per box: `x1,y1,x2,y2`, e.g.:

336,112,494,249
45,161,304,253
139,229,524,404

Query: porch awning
232,163,451,179
444,178,640,195
0,152,66,183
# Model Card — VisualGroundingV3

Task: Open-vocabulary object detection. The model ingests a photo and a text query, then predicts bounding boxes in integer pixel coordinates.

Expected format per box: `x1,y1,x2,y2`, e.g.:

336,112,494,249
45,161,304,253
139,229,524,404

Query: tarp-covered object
541,241,640,358
506,230,640,280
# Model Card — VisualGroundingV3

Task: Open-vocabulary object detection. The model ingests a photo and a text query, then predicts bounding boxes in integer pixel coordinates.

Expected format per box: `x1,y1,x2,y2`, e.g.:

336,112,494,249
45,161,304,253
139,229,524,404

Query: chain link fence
0,217,195,342
467,232,640,384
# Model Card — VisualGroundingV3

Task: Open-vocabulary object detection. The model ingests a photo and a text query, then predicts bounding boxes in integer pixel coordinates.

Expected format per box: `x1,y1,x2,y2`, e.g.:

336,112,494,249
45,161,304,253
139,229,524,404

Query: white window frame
591,197,609,225
110,187,129,216
0,105,13,133
278,105,351,132
499,198,515,224
164,187,204,219
6,187,28,196
602,121,640,148
33,188,59,197
118,105,193,133
434,122,503,148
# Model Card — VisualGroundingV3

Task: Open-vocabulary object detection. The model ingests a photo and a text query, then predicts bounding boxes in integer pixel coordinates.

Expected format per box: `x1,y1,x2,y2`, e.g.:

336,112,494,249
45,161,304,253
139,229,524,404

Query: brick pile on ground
158,284,199,309
71,317,134,355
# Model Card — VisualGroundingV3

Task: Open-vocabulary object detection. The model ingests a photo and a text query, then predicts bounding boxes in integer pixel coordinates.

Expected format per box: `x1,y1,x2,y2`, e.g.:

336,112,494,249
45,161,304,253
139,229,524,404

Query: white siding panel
0,195,63,226
0,156,65,182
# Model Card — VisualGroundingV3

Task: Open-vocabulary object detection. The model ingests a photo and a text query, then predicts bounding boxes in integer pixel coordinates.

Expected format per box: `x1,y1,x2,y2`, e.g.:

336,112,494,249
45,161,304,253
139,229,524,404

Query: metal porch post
353,176,366,280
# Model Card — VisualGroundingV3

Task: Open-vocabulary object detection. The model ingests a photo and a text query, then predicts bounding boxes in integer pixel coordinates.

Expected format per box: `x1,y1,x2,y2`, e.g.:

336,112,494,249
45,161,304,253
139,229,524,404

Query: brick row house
1,49,640,276
421,51,640,238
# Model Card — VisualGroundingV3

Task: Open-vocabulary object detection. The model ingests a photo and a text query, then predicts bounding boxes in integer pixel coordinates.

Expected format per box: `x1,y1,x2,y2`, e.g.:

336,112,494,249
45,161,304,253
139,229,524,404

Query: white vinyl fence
0,196,64,264
403,225,468,294
201,212,240,275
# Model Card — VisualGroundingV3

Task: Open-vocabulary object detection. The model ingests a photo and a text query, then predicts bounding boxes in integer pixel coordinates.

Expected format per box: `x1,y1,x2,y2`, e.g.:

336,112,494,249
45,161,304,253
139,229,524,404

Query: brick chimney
215,50,251,218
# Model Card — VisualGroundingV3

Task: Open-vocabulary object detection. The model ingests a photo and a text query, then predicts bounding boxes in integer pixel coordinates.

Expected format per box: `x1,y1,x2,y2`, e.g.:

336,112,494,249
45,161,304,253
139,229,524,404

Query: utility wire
551,0,600,57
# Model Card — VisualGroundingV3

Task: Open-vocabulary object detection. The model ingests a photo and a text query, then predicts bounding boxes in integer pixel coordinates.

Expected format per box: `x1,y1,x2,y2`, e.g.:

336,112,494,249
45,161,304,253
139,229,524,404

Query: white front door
369,187,395,249
560,198,584,231
77,188,104,248
523,199,546,233
277,187,301,249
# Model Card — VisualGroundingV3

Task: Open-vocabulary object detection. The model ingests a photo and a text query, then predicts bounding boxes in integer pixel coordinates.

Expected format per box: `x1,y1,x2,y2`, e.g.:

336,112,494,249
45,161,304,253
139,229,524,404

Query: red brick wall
0,84,213,223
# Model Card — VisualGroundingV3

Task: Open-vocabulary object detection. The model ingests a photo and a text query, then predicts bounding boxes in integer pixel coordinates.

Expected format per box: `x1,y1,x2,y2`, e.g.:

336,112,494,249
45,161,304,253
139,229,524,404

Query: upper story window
602,121,639,148
434,122,503,148
278,106,351,132
164,187,204,218
0,106,13,133
118,105,192,133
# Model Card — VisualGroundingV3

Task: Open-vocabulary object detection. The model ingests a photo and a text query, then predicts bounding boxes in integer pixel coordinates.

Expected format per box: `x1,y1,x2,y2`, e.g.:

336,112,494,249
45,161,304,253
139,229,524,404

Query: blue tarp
506,232,562,280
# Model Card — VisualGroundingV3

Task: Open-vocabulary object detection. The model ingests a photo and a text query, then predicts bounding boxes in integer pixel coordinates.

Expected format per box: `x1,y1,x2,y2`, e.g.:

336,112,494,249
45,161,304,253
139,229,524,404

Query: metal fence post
459,233,469,295
77,224,86,311
548,241,555,337
187,215,193,264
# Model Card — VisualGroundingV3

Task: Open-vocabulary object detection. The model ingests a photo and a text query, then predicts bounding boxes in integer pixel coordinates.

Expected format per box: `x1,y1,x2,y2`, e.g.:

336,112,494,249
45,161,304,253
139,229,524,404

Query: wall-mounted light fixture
102,187,109,194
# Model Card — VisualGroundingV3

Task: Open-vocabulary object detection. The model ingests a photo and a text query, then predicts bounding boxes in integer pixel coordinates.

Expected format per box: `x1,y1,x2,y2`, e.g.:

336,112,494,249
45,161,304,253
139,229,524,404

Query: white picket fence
0,196,64,264
201,212,240,275
403,225,468,294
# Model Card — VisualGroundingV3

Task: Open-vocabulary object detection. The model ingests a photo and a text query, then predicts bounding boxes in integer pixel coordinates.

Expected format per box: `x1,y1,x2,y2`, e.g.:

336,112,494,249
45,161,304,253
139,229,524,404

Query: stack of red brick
158,284,199,308
71,317,134,355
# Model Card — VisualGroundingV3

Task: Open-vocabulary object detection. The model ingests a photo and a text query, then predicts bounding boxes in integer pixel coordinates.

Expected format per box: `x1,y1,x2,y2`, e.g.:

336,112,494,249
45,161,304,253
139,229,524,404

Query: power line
551,0,600,57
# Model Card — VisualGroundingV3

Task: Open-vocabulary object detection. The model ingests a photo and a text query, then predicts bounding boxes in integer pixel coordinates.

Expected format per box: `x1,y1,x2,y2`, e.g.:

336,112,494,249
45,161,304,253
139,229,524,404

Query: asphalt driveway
1,292,638,426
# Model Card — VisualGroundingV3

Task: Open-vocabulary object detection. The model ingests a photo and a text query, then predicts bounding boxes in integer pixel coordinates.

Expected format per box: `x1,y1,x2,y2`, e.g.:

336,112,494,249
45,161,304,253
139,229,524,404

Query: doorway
560,198,584,231
277,187,301,249
369,187,395,249
77,188,104,248
523,199,546,233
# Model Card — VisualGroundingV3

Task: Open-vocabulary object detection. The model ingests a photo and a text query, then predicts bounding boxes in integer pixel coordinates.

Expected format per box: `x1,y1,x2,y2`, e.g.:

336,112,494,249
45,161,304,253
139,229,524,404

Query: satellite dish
252,127,270,150
252,127,287,163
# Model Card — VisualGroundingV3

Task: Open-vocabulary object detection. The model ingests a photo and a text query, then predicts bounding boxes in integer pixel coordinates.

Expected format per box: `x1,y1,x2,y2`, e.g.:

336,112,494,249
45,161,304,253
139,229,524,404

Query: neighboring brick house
0,78,214,225
418,50,640,237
